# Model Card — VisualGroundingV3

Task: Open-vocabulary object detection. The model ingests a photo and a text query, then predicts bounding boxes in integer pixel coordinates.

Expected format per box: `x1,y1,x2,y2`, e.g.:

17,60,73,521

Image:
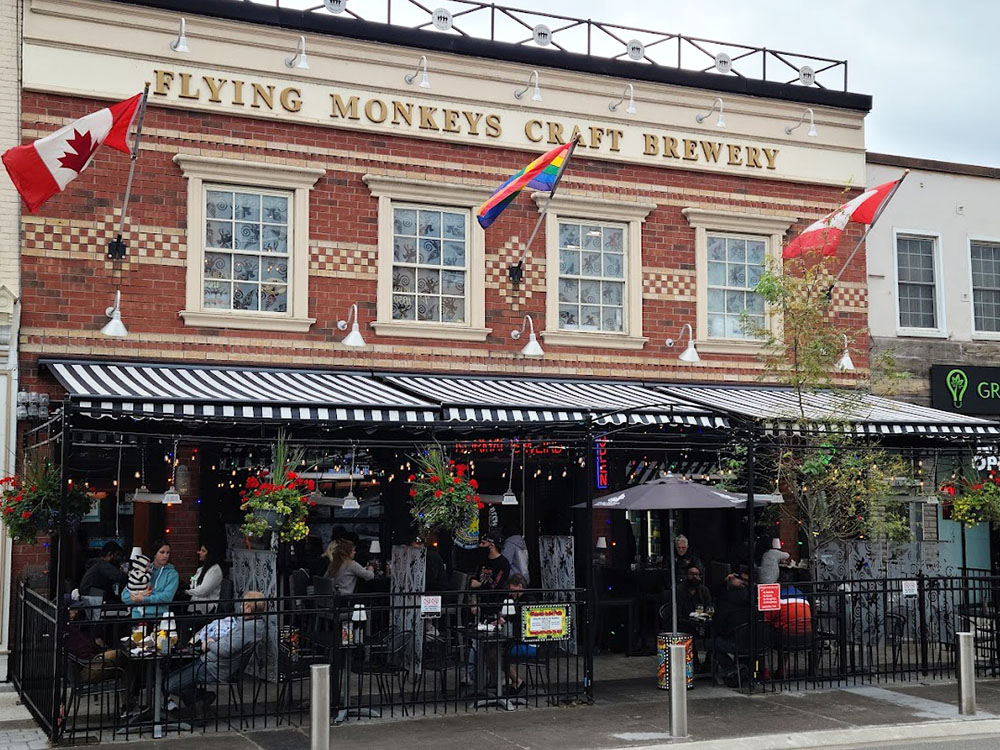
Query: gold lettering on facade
682,139,698,161
547,122,565,145
178,72,200,100
364,98,387,123
588,127,604,150
392,101,413,126
525,120,543,143
664,137,680,159
727,144,743,166
202,76,227,103
643,133,658,156
484,114,502,138
251,83,275,110
569,125,585,146
442,109,461,133
762,148,779,170
463,111,483,136
700,141,723,163
280,87,302,113
153,70,174,97
330,94,360,120
607,129,623,152
231,80,245,106
745,146,762,169
419,106,439,130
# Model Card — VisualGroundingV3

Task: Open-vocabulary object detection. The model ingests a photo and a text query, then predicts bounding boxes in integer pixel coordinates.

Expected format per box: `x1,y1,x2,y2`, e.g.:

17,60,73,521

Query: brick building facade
10,0,883,602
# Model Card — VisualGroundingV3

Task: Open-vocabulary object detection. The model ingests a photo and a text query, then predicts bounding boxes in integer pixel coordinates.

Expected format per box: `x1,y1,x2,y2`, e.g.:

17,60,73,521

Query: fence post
310,664,331,750
917,572,929,676
957,631,976,715
669,644,688,738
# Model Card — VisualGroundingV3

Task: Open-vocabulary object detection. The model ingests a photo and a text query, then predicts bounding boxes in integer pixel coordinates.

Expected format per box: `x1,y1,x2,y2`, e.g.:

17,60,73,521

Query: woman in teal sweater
123,539,179,620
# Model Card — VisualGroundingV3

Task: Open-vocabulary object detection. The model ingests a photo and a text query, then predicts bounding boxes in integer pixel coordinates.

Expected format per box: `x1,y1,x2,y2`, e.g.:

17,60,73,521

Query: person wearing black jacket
79,542,127,600
708,574,751,684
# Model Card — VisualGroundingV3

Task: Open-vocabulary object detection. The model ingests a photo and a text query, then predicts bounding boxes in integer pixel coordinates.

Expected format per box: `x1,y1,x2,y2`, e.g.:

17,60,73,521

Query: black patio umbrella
574,475,781,633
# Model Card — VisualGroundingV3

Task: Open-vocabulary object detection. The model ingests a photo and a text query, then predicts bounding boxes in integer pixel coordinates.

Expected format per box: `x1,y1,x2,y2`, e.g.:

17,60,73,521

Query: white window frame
683,208,792,354
892,228,946,338
174,154,324,332
534,192,655,350
968,234,1000,340
365,175,491,341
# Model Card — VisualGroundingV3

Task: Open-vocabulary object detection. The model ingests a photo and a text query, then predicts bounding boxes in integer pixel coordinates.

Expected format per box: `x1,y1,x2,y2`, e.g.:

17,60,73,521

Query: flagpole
509,137,581,284
828,170,909,293
107,83,150,260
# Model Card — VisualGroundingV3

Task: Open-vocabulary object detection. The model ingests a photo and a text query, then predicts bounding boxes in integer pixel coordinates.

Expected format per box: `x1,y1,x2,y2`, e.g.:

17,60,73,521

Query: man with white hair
166,591,268,711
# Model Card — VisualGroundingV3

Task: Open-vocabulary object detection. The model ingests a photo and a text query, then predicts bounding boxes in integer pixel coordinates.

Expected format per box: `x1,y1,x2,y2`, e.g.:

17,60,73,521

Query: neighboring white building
867,152,1000,409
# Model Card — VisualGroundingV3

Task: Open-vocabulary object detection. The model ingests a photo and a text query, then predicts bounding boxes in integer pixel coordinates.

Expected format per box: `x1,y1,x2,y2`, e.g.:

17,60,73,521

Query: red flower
2,507,11,515
973,483,983,491
455,464,467,477
469,479,479,489
305,480,316,491
20,511,30,519
287,471,298,480
246,477,260,489
409,489,417,498
434,490,443,499
300,497,309,504
476,501,485,510
474,494,481,503
407,474,416,482
309,501,317,507
430,476,440,484
29,485,37,493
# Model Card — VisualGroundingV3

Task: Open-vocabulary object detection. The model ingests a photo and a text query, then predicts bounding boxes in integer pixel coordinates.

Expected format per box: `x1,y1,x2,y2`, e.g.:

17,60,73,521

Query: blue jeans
166,660,209,706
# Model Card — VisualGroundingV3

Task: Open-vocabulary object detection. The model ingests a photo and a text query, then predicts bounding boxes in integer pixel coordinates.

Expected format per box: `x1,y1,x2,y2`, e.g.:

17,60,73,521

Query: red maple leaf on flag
57,129,100,174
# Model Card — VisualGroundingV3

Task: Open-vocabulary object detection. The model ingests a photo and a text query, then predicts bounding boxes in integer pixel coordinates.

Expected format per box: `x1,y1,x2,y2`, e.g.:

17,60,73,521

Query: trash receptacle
657,632,693,690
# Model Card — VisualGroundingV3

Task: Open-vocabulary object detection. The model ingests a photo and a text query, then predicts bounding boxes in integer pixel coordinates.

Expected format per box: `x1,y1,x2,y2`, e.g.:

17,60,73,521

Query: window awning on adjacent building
42,359,440,423
658,385,1000,436
380,373,728,427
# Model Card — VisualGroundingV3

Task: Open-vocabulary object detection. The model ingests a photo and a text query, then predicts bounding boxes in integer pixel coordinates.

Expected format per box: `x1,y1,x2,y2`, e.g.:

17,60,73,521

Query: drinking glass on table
695,605,704,616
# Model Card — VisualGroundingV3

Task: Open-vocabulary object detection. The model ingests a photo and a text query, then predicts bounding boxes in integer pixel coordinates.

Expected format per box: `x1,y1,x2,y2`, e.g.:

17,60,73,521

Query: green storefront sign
931,365,1000,414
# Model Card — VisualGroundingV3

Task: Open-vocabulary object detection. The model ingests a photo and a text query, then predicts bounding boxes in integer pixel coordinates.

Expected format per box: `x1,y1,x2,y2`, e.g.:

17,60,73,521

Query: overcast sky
491,1,1000,168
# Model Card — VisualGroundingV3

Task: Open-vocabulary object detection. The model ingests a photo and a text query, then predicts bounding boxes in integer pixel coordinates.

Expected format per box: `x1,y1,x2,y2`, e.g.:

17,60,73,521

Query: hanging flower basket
240,432,316,543
408,446,482,534
941,476,1000,528
0,459,94,544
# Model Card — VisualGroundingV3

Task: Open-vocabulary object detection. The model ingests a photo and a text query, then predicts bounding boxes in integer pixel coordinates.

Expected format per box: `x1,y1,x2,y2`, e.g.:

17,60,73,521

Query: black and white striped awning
382,374,728,428
43,360,439,423
659,385,1000,436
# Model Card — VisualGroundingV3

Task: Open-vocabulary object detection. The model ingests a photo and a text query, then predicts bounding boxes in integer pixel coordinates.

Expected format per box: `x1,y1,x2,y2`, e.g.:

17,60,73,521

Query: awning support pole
745,434,757,694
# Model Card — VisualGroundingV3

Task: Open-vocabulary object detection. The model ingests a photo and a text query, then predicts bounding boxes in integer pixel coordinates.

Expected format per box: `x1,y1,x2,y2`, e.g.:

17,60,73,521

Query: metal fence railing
748,574,1000,692
16,585,587,743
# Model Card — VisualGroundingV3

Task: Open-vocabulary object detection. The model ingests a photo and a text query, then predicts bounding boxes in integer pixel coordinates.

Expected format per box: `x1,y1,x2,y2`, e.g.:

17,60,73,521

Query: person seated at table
79,541,127,601
165,591,267,712
707,573,751,686
504,574,535,695
324,539,374,595
122,539,178,620
672,535,704,586
66,603,121,683
471,532,510,594
673,566,713,670
185,541,224,617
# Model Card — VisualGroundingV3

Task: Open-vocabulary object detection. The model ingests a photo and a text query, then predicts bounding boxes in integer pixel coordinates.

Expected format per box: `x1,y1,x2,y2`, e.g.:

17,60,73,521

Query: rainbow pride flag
477,141,574,229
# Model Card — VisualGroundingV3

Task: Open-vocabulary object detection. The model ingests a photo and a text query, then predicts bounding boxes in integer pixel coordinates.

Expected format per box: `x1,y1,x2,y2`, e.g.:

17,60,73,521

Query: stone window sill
180,310,316,333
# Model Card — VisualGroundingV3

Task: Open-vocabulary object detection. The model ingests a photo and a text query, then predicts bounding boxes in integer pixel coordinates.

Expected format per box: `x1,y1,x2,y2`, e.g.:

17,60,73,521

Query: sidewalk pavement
95,676,1000,750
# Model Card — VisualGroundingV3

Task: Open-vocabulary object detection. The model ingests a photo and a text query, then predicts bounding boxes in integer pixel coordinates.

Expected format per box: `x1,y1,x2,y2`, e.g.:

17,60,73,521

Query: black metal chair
265,630,326,724
208,638,261,729
416,632,463,704
64,652,127,731
351,628,414,716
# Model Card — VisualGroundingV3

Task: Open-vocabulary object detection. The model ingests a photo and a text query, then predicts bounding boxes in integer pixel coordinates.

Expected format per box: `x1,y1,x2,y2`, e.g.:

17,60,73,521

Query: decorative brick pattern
642,269,697,301
310,241,377,278
832,282,867,312
22,214,186,267
486,235,547,313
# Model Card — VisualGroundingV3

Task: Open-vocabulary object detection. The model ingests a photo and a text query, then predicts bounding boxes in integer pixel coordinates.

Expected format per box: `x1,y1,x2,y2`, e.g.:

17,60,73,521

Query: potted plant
240,432,316,543
941,475,1000,528
407,446,482,534
0,458,94,544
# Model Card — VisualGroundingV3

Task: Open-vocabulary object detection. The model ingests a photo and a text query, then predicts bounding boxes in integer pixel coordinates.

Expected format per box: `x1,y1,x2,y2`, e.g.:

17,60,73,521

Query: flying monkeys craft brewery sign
150,68,782,173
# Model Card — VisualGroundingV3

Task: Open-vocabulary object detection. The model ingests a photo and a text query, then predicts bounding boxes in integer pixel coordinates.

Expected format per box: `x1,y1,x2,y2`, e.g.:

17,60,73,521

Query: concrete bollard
957,631,976,716
311,663,331,750
670,643,688,738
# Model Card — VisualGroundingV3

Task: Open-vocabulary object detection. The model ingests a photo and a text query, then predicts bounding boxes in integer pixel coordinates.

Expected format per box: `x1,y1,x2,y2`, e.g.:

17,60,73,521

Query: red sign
757,583,781,612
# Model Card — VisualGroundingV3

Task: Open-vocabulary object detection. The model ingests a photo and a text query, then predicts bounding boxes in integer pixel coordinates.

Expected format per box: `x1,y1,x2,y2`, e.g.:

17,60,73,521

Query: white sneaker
167,698,178,712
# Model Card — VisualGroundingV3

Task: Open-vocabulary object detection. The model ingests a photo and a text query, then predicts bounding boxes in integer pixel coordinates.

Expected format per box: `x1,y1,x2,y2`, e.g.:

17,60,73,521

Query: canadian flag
2,93,142,213
783,179,901,259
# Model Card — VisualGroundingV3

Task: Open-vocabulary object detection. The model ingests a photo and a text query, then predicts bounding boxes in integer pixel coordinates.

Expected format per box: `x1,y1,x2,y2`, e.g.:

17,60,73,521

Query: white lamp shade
520,332,544,357
369,540,381,555
501,489,518,506
837,350,855,371
342,490,360,510
596,536,608,549
501,598,516,616
351,603,367,622
679,341,701,363
101,310,128,338
341,321,366,348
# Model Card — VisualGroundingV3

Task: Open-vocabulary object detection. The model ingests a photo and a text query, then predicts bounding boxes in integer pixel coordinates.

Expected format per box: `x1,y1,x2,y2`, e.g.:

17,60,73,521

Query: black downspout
584,422,595,702
52,404,71,740
745,433,756,694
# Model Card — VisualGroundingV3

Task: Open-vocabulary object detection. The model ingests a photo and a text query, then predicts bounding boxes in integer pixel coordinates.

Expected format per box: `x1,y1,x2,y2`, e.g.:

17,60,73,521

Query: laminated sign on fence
521,604,571,641
757,583,781,611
